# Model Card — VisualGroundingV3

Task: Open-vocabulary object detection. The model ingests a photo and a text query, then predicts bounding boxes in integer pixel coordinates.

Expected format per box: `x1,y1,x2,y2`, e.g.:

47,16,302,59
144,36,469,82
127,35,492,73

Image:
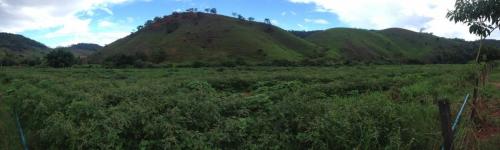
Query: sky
0,0,498,48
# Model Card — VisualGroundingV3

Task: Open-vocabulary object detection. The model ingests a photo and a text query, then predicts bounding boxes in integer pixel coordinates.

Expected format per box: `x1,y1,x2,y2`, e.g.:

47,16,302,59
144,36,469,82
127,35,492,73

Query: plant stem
475,37,484,63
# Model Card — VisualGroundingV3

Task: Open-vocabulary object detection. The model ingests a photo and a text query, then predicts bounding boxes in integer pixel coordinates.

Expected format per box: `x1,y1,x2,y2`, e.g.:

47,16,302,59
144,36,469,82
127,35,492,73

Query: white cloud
0,0,134,33
0,0,142,47
281,11,297,16
297,24,308,30
271,19,279,25
56,31,130,47
126,17,134,22
289,0,497,40
51,18,133,47
98,20,115,28
304,18,329,25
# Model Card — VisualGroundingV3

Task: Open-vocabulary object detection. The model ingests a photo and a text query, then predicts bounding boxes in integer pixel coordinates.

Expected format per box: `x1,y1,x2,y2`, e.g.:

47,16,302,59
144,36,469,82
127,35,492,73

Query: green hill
91,12,322,65
65,43,102,57
0,32,50,65
304,28,476,64
5,11,490,66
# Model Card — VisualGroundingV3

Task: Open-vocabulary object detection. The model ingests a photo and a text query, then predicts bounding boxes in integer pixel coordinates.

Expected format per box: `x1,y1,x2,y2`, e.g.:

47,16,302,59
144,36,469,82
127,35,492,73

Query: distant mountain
0,32,49,52
65,43,102,57
303,28,480,64
90,12,322,65
0,32,50,65
289,30,321,38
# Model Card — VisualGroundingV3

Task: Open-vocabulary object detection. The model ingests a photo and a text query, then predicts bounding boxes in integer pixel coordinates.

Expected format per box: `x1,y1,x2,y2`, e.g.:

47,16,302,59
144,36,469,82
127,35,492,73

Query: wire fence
438,62,496,150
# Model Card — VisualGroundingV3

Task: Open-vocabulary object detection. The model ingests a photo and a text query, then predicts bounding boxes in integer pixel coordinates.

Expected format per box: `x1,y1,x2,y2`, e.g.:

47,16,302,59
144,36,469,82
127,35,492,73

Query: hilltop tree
264,18,272,25
186,8,198,12
231,12,237,17
204,8,210,13
144,20,154,27
447,0,500,62
153,16,162,23
237,14,246,21
136,25,144,31
248,17,255,22
45,48,76,68
210,8,217,14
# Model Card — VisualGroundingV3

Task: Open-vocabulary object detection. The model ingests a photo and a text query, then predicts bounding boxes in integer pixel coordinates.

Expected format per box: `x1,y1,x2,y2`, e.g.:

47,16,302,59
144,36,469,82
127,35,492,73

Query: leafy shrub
45,48,76,68
0,65,479,149
0,57,16,66
190,61,207,68
270,59,296,66
104,55,137,68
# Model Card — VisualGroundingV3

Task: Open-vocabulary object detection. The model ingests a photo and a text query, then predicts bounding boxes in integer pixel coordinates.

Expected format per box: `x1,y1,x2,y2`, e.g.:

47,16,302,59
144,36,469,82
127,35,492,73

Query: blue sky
0,0,494,47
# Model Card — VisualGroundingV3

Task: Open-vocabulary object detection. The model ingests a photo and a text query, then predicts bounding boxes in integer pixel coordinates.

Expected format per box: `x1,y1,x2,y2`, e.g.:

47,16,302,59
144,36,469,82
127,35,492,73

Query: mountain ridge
3,12,500,66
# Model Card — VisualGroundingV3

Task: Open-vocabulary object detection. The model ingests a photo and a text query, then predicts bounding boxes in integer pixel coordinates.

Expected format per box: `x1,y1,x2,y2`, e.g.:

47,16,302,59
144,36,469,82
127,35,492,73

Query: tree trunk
471,38,484,122
475,38,484,63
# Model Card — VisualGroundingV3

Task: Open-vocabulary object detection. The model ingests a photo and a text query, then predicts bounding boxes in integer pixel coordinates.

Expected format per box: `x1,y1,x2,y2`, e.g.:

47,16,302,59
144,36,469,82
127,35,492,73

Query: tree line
134,8,273,33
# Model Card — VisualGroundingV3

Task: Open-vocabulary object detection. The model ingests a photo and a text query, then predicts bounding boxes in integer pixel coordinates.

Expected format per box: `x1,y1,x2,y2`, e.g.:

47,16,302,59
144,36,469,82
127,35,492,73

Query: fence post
470,72,480,122
438,100,453,150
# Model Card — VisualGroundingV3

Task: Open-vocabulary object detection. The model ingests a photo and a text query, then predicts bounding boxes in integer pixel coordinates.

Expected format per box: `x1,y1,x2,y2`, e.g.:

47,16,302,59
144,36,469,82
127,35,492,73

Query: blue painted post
452,94,470,131
15,111,28,150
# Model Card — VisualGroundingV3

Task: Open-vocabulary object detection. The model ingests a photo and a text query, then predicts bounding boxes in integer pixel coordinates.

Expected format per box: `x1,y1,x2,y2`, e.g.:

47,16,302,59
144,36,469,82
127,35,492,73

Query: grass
0,64,488,149
305,28,473,63
92,13,318,64
0,91,22,150
475,66,500,149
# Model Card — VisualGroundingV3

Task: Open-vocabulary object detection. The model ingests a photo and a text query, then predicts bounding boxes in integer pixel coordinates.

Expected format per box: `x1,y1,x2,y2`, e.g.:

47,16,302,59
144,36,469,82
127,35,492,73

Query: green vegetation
2,12,500,67
447,0,500,64
0,92,22,149
0,32,49,66
65,43,102,57
45,49,76,68
0,65,487,149
91,12,321,66
90,11,500,66
303,28,477,64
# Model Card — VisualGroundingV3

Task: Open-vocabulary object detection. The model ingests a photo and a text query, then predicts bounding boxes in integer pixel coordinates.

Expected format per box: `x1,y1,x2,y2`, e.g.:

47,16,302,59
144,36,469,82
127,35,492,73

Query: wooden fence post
438,100,453,150
470,72,480,122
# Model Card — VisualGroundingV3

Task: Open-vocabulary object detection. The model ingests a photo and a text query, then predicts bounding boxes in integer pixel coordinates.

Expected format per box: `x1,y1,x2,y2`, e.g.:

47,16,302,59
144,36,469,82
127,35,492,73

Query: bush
21,57,42,66
104,55,137,68
220,61,236,67
45,49,76,68
191,61,207,68
271,59,296,67
0,57,16,66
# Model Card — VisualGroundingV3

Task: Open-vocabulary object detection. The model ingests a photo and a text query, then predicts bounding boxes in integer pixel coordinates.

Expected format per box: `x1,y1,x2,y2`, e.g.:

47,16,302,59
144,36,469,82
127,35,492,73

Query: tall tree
447,0,500,123
264,18,272,25
144,20,154,27
45,48,76,68
210,8,217,14
447,0,500,62
237,14,246,21
153,16,162,23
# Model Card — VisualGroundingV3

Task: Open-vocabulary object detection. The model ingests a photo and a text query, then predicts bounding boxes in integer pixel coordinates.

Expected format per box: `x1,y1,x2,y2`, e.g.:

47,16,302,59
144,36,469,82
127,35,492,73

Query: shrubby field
0,65,483,149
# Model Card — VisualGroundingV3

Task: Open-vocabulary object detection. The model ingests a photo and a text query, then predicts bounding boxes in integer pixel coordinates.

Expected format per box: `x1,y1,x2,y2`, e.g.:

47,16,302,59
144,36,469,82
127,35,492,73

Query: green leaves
447,0,500,38
0,65,478,149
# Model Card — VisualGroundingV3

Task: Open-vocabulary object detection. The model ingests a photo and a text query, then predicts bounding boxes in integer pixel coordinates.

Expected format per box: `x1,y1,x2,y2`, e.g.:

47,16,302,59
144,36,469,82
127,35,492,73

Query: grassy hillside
91,12,322,65
0,33,50,65
65,43,102,57
304,28,476,64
